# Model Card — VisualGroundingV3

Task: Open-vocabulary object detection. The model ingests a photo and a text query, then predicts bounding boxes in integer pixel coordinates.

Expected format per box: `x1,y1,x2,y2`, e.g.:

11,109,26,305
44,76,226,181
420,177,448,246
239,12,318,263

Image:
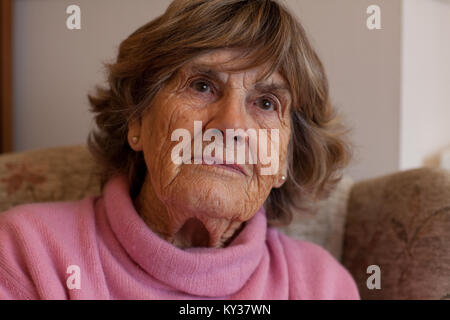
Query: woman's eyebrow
186,64,226,82
254,82,290,95
187,63,291,97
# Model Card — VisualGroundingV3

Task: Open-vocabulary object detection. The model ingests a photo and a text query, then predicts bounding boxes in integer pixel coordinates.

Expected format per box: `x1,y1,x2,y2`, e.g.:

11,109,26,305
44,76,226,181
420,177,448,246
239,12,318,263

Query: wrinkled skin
128,48,292,248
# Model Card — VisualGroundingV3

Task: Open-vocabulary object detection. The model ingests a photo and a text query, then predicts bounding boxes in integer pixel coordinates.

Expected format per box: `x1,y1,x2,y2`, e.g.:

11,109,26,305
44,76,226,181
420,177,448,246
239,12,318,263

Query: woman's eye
190,79,213,94
257,97,277,111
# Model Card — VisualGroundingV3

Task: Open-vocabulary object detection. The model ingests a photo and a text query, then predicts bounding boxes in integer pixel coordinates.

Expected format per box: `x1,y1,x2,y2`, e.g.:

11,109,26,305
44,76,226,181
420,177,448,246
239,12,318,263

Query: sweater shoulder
0,197,99,299
275,231,360,300
0,197,99,256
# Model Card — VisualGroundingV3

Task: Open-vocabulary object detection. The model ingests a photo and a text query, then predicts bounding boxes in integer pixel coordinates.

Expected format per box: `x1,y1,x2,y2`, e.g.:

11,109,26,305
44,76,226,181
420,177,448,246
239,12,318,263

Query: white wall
400,0,450,170
12,0,449,181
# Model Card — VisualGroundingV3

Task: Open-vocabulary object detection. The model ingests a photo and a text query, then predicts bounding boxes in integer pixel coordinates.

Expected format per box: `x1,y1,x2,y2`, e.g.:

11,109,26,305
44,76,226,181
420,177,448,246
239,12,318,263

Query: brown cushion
342,168,450,300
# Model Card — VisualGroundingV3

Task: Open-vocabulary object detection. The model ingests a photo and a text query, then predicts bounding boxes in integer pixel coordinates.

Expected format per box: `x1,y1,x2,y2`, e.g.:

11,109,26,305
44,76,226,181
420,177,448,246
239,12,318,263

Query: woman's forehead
184,48,288,88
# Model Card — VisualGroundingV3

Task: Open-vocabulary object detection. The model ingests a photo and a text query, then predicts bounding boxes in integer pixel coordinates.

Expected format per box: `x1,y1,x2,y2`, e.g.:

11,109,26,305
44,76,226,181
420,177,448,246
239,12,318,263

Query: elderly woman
0,0,359,299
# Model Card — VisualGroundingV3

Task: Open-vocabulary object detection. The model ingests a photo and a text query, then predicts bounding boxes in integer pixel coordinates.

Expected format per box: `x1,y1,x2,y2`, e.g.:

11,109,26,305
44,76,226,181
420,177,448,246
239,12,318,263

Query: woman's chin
164,184,245,220
185,163,249,180
168,165,248,192
158,165,256,220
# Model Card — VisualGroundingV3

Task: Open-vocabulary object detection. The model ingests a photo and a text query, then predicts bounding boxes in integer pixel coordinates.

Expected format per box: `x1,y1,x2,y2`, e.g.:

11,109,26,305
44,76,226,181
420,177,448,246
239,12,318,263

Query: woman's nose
205,91,249,135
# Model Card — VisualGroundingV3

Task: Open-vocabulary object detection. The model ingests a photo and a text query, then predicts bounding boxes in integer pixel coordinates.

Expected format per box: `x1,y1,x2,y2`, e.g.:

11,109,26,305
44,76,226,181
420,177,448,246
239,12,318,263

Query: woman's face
129,48,292,223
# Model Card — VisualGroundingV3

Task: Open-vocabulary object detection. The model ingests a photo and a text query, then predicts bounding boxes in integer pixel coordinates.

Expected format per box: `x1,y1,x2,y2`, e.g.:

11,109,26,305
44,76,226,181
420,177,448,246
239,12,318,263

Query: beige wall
285,0,402,180
12,0,449,181
13,0,168,151
400,0,450,170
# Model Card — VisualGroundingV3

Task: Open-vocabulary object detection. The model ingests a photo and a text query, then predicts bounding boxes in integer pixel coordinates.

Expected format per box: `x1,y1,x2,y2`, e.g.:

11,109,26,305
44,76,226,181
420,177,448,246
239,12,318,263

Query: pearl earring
131,136,138,144
281,175,286,181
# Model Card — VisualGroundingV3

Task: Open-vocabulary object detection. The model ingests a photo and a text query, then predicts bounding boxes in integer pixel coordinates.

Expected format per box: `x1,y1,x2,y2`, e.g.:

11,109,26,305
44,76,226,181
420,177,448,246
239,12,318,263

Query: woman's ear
273,173,287,188
273,160,288,188
128,119,143,151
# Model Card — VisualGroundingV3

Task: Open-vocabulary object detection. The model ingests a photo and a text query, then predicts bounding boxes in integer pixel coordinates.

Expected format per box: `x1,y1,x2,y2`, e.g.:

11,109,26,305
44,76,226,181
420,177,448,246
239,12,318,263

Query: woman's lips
192,156,249,176
211,163,246,175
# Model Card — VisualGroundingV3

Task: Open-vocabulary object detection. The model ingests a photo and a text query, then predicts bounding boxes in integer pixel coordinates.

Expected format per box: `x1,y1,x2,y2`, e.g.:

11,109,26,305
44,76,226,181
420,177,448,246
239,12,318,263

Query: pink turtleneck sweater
0,176,359,300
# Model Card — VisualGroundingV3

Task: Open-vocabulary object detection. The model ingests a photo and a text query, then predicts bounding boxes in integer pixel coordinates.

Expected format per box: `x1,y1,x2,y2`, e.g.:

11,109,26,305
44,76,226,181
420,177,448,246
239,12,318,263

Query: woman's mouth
210,163,246,175
192,155,249,176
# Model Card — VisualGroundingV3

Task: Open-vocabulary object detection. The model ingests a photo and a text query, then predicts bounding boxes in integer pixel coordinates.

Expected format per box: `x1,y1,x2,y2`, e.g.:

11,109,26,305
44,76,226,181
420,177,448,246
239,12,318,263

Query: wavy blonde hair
88,0,351,226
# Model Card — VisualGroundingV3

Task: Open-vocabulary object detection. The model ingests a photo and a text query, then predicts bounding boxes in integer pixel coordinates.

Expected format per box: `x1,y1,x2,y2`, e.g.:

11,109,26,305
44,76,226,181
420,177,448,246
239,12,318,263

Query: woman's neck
134,178,245,249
